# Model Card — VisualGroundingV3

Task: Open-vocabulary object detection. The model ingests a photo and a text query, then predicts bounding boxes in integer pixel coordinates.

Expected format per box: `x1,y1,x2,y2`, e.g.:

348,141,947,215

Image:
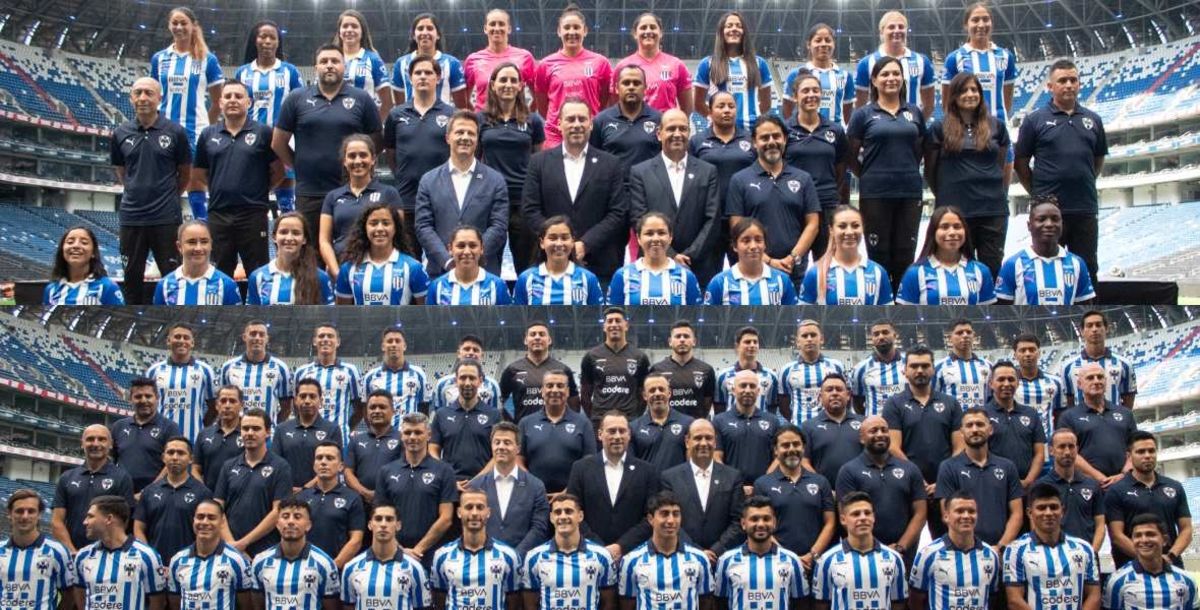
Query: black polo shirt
580,343,651,420
725,163,821,259
52,461,136,550
296,482,366,559
194,119,277,212
478,112,546,197
276,83,382,197
321,179,404,255
629,409,694,471
346,427,404,491
590,105,663,171
269,416,343,489
194,423,242,491
935,452,1022,545
1056,402,1137,477
110,413,182,492
213,452,293,555
752,469,834,556
846,102,926,199
499,356,579,423
785,117,848,208
984,400,1046,478
133,475,212,562
1035,469,1105,544
430,402,500,479
518,409,597,493
110,115,191,226
689,128,757,202
383,100,454,207
881,389,962,483
374,454,459,548
650,356,718,419
1014,102,1108,214
713,408,785,485
800,411,865,486
1105,472,1190,567
835,452,926,545
927,117,1009,217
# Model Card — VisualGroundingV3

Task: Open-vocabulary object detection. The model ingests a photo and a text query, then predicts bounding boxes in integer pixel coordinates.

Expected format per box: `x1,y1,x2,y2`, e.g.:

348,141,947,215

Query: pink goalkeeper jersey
614,51,692,112
464,45,538,111
534,48,613,147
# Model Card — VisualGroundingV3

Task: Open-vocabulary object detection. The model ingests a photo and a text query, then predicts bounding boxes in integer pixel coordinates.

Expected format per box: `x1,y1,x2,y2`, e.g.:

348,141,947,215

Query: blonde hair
169,7,210,62
877,11,908,44
815,205,863,300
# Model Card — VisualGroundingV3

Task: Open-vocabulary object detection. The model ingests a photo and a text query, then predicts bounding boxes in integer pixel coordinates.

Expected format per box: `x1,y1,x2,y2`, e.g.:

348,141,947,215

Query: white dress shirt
449,159,477,211
603,452,625,506
562,144,589,202
493,466,517,520
691,460,712,511
662,153,687,207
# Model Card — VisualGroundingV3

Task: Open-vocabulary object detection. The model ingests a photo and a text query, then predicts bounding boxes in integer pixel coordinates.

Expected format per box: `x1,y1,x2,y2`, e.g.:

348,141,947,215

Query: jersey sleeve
909,546,932,591
811,552,831,601
448,56,467,91
276,91,298,132
1072,256,1096,303
1003,542,1026,585
889,551,908,600
896,265,921,304
205,54,226,86
1103,572,1124,610
618,555,637,598
335,263,354,299
704,276,721,305
934,460,958,498
943,52,960,81
756,57,773,86
783,68,799,101
842,70,856,103
693,57,712,88
321,557,340,598
222,276,243,305
586,273,605,305
371,54,390,91
977,265,997,305
288,64,305,90
919,55,935,89
697,553,714,595
686,272,702,305
780,274,798,305
607,269,626,305
995,256,1017,301
340,561,358,605
142,546,168,594
846,107,867,140
875,266,895,304
855,58,871,92
410,261,431,300
798,266,819,304
390,59,408,94
430,548,449,591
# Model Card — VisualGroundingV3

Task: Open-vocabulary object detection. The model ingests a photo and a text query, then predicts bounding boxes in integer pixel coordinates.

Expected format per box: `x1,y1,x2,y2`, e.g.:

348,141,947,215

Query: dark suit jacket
414,162,509,276
565,453,660,552
467,466,551,557
661,460,745,555
521,146,628,280
628,155,722,284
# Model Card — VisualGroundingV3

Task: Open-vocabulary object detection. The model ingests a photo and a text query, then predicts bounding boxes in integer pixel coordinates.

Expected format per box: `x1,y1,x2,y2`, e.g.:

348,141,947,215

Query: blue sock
187,191,208,221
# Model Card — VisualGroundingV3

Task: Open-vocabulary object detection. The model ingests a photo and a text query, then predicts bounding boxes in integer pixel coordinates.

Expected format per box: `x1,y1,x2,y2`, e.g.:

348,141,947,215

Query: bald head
81,425,113,463
659,108,691,158
860,415,891,455
130,77,162,118
733,370,762,412
685,418,717,465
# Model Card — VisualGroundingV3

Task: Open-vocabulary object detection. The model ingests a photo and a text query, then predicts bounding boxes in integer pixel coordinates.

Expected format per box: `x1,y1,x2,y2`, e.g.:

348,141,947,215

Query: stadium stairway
0,51,78,126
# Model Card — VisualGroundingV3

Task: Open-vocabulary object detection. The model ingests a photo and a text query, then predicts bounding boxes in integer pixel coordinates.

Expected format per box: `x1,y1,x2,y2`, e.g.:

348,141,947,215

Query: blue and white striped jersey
855,48,936,108
799,260,893,305
850,354,906,417
168,542,252,610
609,259,702,306
934,354,994,411
392,51,468,107
694,55,774,131
705,266,798,306
1016,372,1064,463
715,544,808,610
522,538,616,610
619,541,713,610
429,271,512,306
783,62,855,124
513,263,604,306
294,360,362,442
363,362,430,426
779,356,846,425
910,536,1001,610
234,60,305,126
336,251,430,306
344,48,391,100
1103,560,1195,610
944,45,1018,122
149,47,225,145
43,276,125,305
996,247,1095,306
812,541,907,610
1003,532,1098,610
1059,349,1137,408
897,259,997,305
341,548,431,610
219,354,293,422
153,266,243,306
431,539,520,610
716,364,780,414
431,374,502,415
250,544,340,610
74,537,166,610
246,262,335,305
0,534,74,610
146,357,217,443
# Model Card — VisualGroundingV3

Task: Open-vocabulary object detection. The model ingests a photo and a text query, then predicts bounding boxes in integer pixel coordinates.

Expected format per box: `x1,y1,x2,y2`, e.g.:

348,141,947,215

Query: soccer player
580,307,652,424
1060,310,1138,408
629,373,694,471
133,436,212,563
145,322,216,444
431,335,502,413
995,197,1095,306
249,496,340,610
693,11,773,131
910,490,1001,610
1103,515,1196,610
523,493,617,610
0,489,74,610
1105,431,1192,570
72,495,167,610
152,221,243,305
781,24,855,124
375,412,458,563
1004,484,1100,610
464,9,536,111
800,373,865,487
853,11,935,113
391,14,468,108
431,489,520,610
332,10,391,116
705,220,800,307
983,361,1046,491
219,320,293,422
715,496,808,610
52,425,136,553
619,491,713,610
363,327,431,422
812,492,907,610
650,320,717,420
933,318,992,410
167,499,253,610
851,320,906,417
1012,333,1065,466
272,378,343,491
294,324,363,444
1056,362,1138,486
344,390,403,504
193,386,244,491
779,320,845,425
1035,429,1107,550
427,227,512,305
214,408,293,557
534,7,613,148
430,359,501,480
341,504,432,610
500,322,580,423
111,377,182,493
296,441,365,568
466,422,551,556
714,326,780,414
935,409,1023,548
753,425,835,565
715,371,785,487
518,370,596,494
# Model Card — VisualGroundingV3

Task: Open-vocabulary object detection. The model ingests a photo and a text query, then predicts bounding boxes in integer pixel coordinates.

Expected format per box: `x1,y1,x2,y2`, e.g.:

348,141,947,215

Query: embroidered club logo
1082,117,1094,130
967,275,979,292
660,68,672,80
892,468,905,479
824,131,835,143
643,121,656,134
738,140,752,152
184,492,196,503
1164,487,1176,498
850,420,861,430
244,132,257,146
1064,267,1076,286
806,483,819,495
1019,415,1031,427
583,63,595,77
865,275,878,294
101,478,113,490
316,430,327,440
422,472,436,485
670,423,683,435
334,497,347,509
1080,488,1093,501
158,135,172,149
693,372,705,388
565,423,576,434
1113,412,1124,422
342,97,355,110
902,111,913,122
150,427,160,438
123,562,138,578
387,439,400,450
572,285,587,302
436,115,449,128
993,468,1005,480
477,413,489,425
627,360,638,375
933,402,945,413
261,465,274,478
758,420,770,431
671,278,684,296
369,192,381,203
787,179,801,193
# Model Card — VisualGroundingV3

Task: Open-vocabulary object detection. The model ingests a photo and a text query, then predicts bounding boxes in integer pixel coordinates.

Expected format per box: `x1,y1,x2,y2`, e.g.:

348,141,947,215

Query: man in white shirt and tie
467,421,550,556
662,418,747,563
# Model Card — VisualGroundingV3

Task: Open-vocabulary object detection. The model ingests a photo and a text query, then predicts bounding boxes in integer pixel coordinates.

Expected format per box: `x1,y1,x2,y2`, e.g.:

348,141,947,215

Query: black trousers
296,194,326,253
965,215,1008,279
1061,212,1100,284
120,223,180,305
860,198,922,290
507,188,538,272
210,208,270,278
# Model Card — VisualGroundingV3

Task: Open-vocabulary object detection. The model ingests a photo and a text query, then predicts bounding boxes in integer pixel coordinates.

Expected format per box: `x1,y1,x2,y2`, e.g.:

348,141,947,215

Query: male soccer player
523,493,617,610
1012,333,1064,467
1103,514,1196,610
430,489,521,610
910,491,1001,610
296,441,366,568
72,495,167,610
812,492,907,610
430,335,502,413
650,320,717,419
145,323,216,443
1060,310,1137,408
619,491,714,610
111,377,182,493
500,322,580,423
779,320,845,426
134,436,212,563
294,324,362,443
219,320,293,422
52,425,135,553
715,496,808,610
167,499,253,610
933,318,992,410
363,327,431,422
580,307,651,424
715,327,780,415
0,489,74,610
341,504,432,610
249,496,341,610
1004,484,1100,610
851,320,906,417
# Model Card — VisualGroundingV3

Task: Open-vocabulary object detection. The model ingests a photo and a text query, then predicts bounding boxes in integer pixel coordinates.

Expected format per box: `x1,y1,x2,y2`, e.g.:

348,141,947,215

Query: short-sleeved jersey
650,357,718,420
464,46,537,111
996,247,1095,306
146,357,217,443
513,263,604,306
1003,532,1098,610
149,47,225,144
799,260,894,305
522,538,616,610
293,360,362,443
362,361,430,425
715,544,807,610
910,536,1001,610
534,49,613,147
392,50,467,106
1017,372,1065,460
619,541,713,610
943,45,1018,122
153,266,242,306
812,541,907,610
133,475,212,562
854,48,935,107
705,266,798,306
336,250,431,305
341,549,431,610
246,262,335,305
783,62,855,124
934,353,994,411
74,537,166,610
429,271,513,306
715,363,780,415
219,354,292,423
250,544,340,610
779,356,846,425
43,276,125,305
344,48,391,99
0,534,74,610
694,55,774,131
897,259,997,306
615,52,692,112
1059,348,1137,408
609,259,703,306
235,60,305,126
431,539,520,610
167,541,252,610
850,353,906,417
1104,561,1196,610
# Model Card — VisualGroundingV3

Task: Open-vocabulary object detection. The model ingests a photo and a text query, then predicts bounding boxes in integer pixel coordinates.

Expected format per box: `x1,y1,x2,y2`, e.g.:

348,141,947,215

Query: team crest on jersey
787,179,801,193
244,132,257,146
101,478,113,490
184,492,196,503
572,285,587,302
479,292,493,305
158,135,172,149
1064,268,1076,286
1070,551,1086,569
1164,487,1176,498
422,472,436,485
387,438,400,450
583,63,595,77
967,275,979,292
215,566,232,584
123,561,139,578
259,465,275,478
806,483,819,495
150,427,161,438
1080,487,1093,501
850,420,861,430
693,371,706,388
758,420,770,431
892,468,905,479
565,423,577,434
643,121,656,134
334,497,347,509
882,563,896,578
436,115,449,128
627,359,638,375
824,130,836,143
902,111,913,122
369,192,381,203
477,413,489,425
316,430,327,440
933,402,945,413
1019,415,1031,427
738,140,752,152
669,423,683,435
993,468,1005,480
1082,117,1094,130
303,570,318,586
659,68,672,80
342,97,356,110
865,275,878,294
684,564,698,581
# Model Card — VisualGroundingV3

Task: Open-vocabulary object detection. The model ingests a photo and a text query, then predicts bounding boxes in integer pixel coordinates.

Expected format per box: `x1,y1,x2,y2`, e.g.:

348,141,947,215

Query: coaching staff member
52,425,135,553
133,436,212,563
111,76,188,304
213,407,292,557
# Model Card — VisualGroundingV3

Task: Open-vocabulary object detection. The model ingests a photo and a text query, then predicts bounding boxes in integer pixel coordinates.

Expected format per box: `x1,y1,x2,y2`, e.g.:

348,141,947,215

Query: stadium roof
4,0,1199,67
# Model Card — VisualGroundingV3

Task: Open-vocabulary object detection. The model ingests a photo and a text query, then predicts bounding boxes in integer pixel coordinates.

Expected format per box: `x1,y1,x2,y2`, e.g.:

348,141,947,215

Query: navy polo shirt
430,402,501,479
133,475,212,562
374,454,459,548
752,469,834,556
629,409,694,471
689,128,757,203
835,452,926,545
927,117,1009,217
53,461,136,550
1105,473,1190,567
881,389,963,483
276,84,382,197
322,180,404,255
1014,102,1108,214
110,115,191,226
194,423,242,491
194,120,277,213
713,408,785,485
110,413,182,492
296,483,366,559
785,117,848,208
725,163,821,259
846,102,926,199
935,452,1022,545
478,112,546,198
1034,470,1105,544
384,100,454,207
800,411,865,486
983,401,1046,478
590,105,663,171
518,409,597,493
1056,402,1137,477
346,428,404,491
213,452,293,555
269,416,344,489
